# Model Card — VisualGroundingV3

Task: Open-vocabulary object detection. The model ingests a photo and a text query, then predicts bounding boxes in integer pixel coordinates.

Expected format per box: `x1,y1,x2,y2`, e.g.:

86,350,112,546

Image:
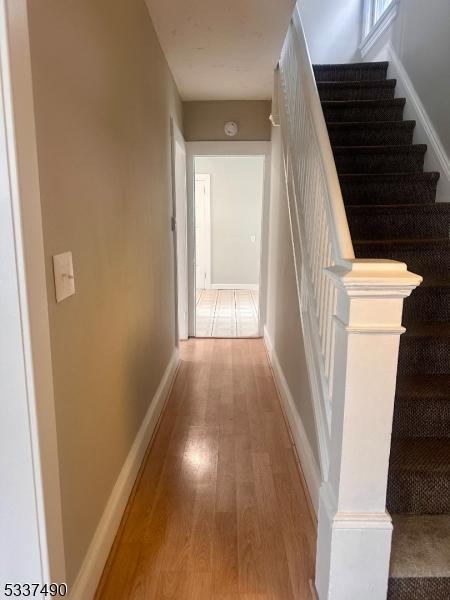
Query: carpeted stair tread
389,438,450,477
399,321,450,376
396,374,450,400
346,202,450,216
393,375,450,438
317,79,396,100
354,237,450,276
333,144,427,174
387,438,450,514
354,236,450,247
313,61,388,82
390,514,450,578
387,438,450,513
402,320,450,340
339,172,440,205
327,120,415,146
346,203,450,239
322,98,405,108
420,275,450,288
388,515,450,599
388,577,450,600
322,98,405,122
403,276,450,322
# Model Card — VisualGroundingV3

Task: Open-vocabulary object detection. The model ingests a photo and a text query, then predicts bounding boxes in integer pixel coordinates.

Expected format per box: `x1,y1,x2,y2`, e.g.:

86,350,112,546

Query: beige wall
27,0,182,585
183,100,271,141
265,126,320,466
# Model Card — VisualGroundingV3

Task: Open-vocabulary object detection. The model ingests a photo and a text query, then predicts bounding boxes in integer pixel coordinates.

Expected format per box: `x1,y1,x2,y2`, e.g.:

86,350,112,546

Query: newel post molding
315,259,422,600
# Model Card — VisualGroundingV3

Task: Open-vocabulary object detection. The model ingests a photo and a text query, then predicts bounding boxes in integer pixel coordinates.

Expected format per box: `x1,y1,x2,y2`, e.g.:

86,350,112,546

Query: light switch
53,251,75,302
250,235,256,243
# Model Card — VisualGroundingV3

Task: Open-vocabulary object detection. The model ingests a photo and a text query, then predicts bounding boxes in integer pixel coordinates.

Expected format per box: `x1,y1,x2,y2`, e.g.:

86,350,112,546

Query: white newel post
315,259,422,600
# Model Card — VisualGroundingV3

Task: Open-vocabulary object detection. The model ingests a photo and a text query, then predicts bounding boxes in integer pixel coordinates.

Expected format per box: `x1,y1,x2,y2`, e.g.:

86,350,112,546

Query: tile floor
195,288,259,337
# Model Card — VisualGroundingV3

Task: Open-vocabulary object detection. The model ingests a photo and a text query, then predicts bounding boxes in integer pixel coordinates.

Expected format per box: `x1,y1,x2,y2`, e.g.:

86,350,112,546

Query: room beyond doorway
193,153,265,338
196,288,259,337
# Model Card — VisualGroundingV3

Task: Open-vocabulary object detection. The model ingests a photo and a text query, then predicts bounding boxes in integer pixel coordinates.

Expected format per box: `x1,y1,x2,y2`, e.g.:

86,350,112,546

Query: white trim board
264,327,321,513
360,0,399,58
187,141,271,338
70,350,180,600
209,283,259,290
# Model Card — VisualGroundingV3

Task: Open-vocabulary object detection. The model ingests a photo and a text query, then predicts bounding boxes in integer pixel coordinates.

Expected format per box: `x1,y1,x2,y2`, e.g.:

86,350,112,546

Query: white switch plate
53,251,75,302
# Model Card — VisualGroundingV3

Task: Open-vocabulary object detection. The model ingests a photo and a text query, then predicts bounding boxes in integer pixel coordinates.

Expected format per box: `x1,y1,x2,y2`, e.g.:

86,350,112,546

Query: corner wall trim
69,349,180,600
264,327,321,513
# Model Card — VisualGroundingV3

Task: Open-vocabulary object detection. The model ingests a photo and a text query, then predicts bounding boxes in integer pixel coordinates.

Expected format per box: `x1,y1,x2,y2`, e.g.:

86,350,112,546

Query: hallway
95,339,316,599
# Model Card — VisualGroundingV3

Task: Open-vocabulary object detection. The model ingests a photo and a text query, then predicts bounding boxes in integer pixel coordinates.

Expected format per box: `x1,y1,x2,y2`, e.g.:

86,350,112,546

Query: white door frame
194,173,211,290
0,0,65,585
186,141,271,338
170,118,188,341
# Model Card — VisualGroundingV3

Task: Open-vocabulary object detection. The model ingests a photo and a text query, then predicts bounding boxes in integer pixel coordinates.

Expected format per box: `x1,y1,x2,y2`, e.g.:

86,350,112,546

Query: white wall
365,0,450,160
299,0,362,64
265,126,320,467
195,155,264,286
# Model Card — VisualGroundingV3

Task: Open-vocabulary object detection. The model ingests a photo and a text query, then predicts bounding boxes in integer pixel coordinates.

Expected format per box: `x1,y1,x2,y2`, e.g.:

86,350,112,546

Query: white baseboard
209,283,259,291
69,349,180,600
385,43,450,202
264,327,321,513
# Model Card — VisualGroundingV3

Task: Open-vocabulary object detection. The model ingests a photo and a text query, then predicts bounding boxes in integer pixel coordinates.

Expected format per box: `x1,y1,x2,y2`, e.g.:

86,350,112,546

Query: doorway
187,142,271,339
171,119,188,342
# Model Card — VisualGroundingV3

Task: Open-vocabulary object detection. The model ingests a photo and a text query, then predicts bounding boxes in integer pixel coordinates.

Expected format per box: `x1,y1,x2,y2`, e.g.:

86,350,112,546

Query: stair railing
275,4,422,598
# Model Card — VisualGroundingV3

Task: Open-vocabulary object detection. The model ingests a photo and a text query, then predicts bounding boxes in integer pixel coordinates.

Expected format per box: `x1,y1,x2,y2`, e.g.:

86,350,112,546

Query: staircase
314,60,450,600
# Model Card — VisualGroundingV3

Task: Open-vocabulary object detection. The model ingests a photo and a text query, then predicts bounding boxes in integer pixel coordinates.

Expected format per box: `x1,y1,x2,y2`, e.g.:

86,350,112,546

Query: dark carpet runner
314,61,450,599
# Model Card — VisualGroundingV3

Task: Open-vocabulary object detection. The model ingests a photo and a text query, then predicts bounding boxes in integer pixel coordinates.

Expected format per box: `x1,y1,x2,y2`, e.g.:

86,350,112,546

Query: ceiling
144,0,296,101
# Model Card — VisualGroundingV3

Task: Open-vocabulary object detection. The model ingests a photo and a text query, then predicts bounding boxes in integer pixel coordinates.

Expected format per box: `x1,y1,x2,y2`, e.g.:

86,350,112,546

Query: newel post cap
325,259,422,298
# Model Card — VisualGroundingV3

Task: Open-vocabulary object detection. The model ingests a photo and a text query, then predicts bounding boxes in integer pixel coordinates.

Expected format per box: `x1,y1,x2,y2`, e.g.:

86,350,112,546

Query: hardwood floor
95,339,316,599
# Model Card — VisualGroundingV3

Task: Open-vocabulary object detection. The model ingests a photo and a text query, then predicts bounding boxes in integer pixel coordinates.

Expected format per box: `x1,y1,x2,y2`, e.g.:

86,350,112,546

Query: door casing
170,118,189,341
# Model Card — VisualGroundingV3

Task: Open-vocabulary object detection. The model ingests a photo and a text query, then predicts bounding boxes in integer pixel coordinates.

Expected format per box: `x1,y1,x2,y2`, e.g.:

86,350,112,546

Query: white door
195,174,211,291
171,120,188,341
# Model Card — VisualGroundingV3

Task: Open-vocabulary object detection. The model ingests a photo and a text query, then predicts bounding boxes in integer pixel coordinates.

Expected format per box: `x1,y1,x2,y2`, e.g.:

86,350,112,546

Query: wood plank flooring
95,339,316,600
196,289,259,338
